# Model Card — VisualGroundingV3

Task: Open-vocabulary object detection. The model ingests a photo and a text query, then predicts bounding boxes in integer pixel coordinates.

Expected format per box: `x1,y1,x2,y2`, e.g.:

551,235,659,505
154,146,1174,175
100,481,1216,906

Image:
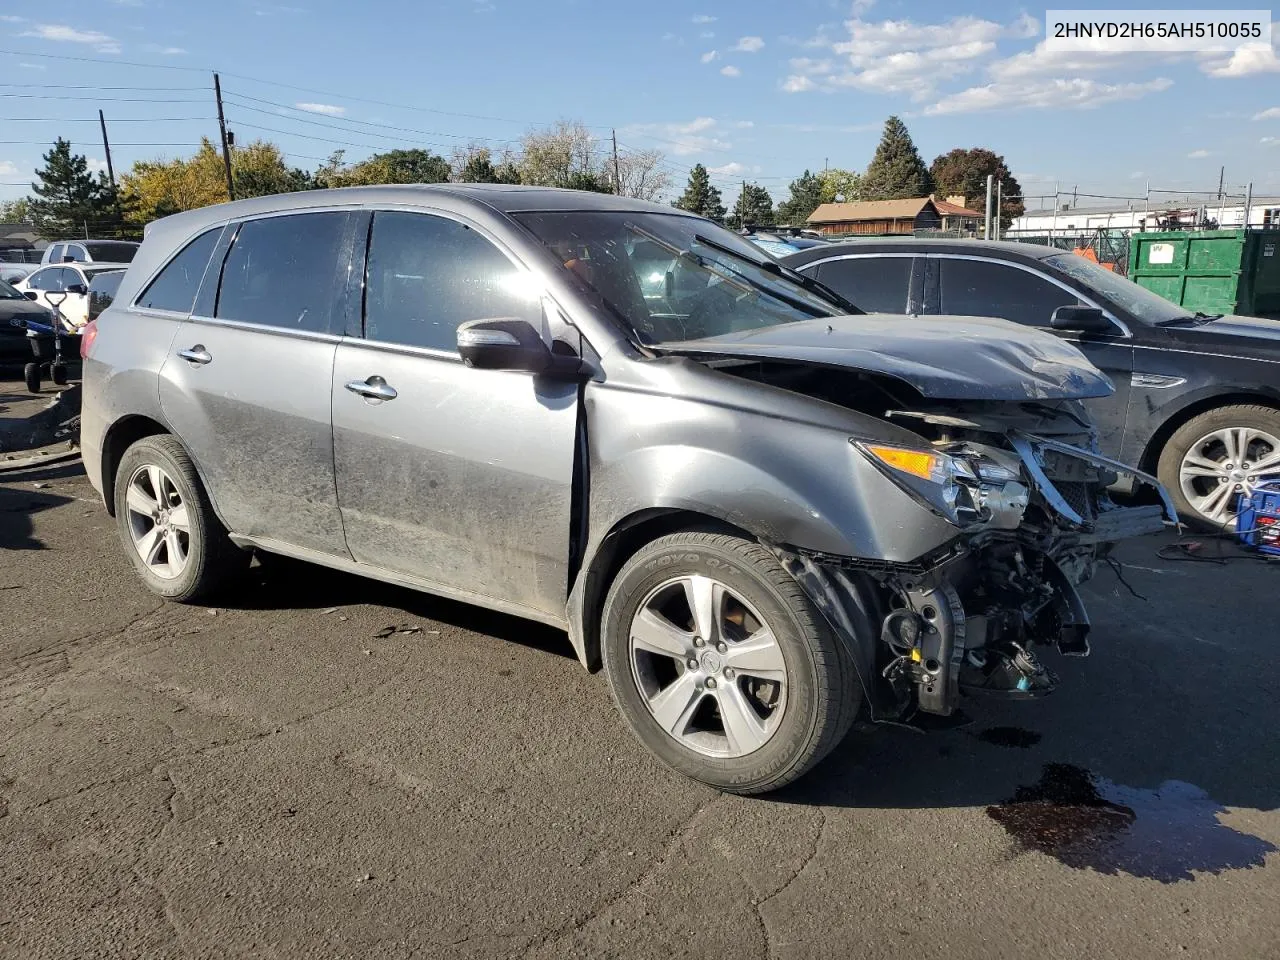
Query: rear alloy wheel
1158,405,1280,530
113,435,248,601
601,531,860,794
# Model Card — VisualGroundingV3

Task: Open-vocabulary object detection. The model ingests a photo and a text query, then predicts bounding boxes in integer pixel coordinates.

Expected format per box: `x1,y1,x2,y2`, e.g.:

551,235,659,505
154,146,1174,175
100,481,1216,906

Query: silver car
81,186,1172,794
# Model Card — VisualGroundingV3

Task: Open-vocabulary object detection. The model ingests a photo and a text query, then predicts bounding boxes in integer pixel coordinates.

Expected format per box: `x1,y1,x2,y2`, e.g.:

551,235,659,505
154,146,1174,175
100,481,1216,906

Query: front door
158,211,356,557
332,209,579,621
932,255,1135,456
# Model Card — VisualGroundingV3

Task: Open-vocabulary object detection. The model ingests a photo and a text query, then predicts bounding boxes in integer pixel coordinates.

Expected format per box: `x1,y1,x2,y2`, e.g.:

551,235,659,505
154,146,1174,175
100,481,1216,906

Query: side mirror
23,290,39,300
66,283,88,296
1050,305,1111,333
456,318,582,378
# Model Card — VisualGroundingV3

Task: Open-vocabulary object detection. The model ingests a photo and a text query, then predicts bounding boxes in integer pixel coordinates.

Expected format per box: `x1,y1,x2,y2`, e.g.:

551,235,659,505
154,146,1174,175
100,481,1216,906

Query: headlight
855,441,1025,527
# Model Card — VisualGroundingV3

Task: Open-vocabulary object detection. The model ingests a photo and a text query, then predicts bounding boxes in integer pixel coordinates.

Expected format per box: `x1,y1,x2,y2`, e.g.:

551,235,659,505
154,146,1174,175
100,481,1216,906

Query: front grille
1053,481,1097,523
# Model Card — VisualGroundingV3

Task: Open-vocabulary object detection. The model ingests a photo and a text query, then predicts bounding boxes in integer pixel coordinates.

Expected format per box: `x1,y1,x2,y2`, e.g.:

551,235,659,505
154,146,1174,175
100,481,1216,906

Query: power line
0,94,207,103
0,117,213,123
0,83,207,91
222,91,523,145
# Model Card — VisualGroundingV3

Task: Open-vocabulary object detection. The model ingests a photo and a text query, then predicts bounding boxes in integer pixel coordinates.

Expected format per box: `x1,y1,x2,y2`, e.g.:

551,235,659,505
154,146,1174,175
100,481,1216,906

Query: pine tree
673,164,726,220
861,117,933,201
28,138,121,239
776,170,824,225
725,183,775,229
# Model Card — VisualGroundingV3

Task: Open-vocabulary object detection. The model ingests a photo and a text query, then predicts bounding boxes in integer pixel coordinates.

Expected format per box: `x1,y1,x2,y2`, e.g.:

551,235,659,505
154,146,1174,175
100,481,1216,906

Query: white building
1010,197,1280,235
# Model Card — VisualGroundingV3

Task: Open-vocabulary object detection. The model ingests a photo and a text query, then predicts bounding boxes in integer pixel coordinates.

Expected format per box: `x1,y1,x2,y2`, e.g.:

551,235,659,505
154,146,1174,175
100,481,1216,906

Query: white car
40,239,139,266
15,262,131,330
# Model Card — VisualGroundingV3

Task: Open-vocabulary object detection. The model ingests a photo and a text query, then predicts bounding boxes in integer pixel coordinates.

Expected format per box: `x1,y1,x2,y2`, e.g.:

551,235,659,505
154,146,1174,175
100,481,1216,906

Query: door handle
178,345,212,365
344,376,398,401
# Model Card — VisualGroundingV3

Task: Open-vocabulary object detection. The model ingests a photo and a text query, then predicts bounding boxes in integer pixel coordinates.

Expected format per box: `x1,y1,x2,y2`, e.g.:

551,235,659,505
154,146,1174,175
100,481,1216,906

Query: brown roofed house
806,195,984,238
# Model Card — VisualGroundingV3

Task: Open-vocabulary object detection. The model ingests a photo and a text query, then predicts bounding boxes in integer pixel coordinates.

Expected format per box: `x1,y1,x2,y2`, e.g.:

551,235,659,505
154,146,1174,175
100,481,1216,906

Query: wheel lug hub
693,637,704,648
716,642,727,653
705,677,717,689
687,658,698,670
723,668,735,680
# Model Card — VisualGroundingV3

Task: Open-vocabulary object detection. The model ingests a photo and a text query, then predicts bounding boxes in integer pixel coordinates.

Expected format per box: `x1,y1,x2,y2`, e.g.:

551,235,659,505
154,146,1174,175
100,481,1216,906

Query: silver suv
82,186,1172,793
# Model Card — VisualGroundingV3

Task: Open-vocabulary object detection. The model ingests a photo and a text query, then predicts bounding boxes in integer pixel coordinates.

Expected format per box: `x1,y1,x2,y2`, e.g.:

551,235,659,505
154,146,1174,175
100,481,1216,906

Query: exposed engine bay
722,361,1175,721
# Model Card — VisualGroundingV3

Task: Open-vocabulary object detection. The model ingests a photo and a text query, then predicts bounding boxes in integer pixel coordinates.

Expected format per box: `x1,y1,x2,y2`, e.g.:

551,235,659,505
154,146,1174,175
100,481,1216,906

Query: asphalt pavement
3,381,1279,960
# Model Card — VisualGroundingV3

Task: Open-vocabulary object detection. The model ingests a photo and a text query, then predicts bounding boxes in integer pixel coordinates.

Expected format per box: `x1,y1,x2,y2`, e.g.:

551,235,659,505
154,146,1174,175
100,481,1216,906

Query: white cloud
925,76,1173,115
0,14,26,22
20,24,121,53
733,120,754,128
19,62,46,70
1263,136,1280,145
692,14,716,24
1187,149,1212,159
86,157,110,174
1201,31,1280,77
623,117,731,156
720,65,741,77
1255,107,1280,120
851,0,876,13
733,36,764,53
0,161,19,176
700,50,718,63
787,14,1034,99
699,31,714,39
781,74,816,93
295,102,346,116
708,162,749,177
144,43,187,55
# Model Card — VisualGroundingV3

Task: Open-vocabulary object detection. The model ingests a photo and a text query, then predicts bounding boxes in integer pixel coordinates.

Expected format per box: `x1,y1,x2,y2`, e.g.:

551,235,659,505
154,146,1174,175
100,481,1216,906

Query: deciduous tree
929,147,1024,228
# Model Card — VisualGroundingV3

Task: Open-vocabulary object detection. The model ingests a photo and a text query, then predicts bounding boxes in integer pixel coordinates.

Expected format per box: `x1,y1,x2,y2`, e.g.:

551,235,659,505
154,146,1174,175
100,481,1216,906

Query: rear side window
66,244,88,262
939,258,1081,327
364,210,539,352
814,256,912,313
137,228,221,313
89,272,125,321
84,241,138,263
216,212,349,333
46,245,64,264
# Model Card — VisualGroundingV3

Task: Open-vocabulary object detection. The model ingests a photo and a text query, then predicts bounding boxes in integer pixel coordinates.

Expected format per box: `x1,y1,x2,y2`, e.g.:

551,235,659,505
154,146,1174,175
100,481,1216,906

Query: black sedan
0,278,54,364
781,238,1280,529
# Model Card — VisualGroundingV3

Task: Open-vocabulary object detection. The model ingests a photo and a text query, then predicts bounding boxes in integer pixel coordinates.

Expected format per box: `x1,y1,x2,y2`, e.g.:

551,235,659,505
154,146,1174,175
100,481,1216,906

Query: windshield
1045,253,1192,325
84,241,138,263
514,211,846,344
0,279,24,299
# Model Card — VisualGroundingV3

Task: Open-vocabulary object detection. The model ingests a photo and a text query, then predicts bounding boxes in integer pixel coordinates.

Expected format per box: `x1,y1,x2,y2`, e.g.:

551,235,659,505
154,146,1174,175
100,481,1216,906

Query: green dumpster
1129,229,1280,317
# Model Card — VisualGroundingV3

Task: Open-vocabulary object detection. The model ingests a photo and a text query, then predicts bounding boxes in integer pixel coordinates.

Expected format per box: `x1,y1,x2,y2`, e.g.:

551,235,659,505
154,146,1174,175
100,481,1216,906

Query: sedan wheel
630,575,787,759
1158,405,1280,531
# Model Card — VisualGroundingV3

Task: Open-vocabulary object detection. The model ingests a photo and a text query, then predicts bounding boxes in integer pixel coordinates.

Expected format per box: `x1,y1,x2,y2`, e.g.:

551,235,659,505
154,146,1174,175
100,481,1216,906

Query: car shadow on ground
0,483,74,550
235,554,578,662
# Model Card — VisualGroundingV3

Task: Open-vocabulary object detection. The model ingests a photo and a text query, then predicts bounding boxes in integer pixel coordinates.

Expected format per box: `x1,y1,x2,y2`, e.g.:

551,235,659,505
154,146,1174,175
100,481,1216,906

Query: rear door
931,255,1134,455
804,254,918,314
332,207,579,621
158,210,358,557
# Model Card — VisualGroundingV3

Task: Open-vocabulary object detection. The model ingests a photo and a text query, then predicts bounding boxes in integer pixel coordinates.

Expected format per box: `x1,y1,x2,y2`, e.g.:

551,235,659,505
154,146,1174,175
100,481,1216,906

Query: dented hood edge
655,314,1115,402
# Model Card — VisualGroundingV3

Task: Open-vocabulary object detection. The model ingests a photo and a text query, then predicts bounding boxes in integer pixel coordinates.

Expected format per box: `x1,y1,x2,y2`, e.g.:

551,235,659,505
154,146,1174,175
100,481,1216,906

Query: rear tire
51,362,68,386
601,531,860,795
1157,404,1280,531
23,362,40,394
112,435,248,602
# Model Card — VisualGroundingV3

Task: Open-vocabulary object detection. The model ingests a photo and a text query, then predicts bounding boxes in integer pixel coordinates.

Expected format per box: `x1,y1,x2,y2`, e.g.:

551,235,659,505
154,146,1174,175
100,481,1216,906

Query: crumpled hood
656,313,1115,401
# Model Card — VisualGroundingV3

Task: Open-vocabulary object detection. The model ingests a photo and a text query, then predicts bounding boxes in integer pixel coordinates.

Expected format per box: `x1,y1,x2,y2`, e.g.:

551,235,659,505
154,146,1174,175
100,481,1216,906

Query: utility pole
994,178,1002,241
97,109,115,187
611,129,621,196
984,173,993,239
1244,182,1254,230
213,72,235,202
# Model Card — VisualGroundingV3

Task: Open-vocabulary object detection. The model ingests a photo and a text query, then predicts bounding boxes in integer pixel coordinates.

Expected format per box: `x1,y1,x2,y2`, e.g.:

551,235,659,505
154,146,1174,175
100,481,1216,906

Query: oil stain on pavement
988,763,1277,883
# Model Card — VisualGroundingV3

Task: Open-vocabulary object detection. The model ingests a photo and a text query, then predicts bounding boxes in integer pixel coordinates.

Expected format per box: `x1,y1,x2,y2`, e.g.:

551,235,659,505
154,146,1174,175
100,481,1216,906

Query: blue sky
2,0,1279,210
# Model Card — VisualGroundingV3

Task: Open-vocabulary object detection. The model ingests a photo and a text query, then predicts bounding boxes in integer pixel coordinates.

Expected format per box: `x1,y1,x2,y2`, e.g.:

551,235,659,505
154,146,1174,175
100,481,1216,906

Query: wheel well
577,509,751,671
100,415,168,516
1140,393,1280,474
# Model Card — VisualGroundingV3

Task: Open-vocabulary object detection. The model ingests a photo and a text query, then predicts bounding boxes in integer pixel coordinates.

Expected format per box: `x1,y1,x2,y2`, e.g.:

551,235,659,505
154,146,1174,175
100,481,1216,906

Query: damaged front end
772,403,1175,724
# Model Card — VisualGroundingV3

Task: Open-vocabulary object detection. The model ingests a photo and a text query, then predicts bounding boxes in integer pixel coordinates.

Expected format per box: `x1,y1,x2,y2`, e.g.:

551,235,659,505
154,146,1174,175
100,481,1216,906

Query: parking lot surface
3,383,1279,960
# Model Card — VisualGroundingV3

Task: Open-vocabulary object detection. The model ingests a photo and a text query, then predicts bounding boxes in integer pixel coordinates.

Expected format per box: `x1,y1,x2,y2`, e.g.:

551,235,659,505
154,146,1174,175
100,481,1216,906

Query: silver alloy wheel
628,575,788,758
1178,426,1280,528
124,463,191,580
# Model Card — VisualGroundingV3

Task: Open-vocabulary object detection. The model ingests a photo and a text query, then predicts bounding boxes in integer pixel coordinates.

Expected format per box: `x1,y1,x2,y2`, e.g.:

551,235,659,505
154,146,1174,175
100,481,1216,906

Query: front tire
1157,405,1280,530
113,435,248,602
601,531,860,795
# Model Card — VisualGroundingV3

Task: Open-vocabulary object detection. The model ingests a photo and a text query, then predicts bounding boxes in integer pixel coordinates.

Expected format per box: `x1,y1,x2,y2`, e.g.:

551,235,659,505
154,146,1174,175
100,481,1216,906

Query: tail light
80,318,98,360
